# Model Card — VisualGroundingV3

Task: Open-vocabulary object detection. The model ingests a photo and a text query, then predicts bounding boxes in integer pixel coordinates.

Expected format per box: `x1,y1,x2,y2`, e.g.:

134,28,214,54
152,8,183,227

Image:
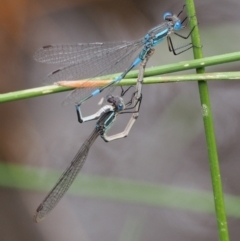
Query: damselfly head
106,95,125,111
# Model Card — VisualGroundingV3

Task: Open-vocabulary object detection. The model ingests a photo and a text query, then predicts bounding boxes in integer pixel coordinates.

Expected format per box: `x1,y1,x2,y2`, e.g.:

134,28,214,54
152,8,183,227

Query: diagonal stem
2,51,240,104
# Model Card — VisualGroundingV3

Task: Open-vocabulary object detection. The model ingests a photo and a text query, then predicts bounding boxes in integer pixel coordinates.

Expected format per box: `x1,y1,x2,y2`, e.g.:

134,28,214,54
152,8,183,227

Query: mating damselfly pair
34,5,197,222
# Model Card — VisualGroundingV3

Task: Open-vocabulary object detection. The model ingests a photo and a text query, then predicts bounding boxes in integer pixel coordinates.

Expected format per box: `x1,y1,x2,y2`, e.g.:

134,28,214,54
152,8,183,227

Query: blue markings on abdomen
91,75,123,97
132,57,141,66
115,75,123,82
91,89,100,96
90,56,142,98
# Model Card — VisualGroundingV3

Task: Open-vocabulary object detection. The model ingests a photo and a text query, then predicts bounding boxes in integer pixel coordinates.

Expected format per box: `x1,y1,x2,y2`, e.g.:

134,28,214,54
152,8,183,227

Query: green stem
1,51,240,103
1,71,240,103
0,71,239,103
185,1,230,240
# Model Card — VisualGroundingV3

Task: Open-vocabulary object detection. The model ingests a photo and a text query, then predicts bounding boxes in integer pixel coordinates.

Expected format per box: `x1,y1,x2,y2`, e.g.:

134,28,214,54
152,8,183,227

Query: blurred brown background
1,0,240,240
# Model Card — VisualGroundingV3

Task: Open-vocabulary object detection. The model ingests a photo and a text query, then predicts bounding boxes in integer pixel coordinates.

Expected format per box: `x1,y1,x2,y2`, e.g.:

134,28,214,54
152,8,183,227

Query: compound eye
163,12,173,20
173,20,182,30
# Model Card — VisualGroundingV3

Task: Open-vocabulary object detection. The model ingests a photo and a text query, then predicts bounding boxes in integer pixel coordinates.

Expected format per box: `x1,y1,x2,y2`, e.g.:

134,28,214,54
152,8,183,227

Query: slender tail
34,129,99,222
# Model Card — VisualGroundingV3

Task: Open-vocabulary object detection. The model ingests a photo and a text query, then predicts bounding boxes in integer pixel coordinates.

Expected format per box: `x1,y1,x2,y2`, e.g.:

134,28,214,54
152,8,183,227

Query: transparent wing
61,41,143,105
34,129,99,222
42,40,143,84
34,41,141,65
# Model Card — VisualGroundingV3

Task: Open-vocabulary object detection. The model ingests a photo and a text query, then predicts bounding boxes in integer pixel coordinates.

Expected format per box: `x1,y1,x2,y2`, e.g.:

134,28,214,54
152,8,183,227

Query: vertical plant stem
185,1,230,240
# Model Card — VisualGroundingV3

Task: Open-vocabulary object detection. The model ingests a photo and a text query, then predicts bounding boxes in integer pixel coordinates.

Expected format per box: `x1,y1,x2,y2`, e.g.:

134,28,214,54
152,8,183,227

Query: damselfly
34,49,153,222
34,5,196,107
